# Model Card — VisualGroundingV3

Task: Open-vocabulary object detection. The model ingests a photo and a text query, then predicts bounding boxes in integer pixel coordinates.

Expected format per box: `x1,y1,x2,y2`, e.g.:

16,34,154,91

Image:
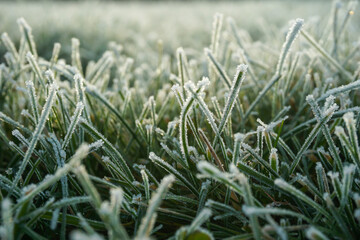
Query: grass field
1,1,360,239
0,1,339,62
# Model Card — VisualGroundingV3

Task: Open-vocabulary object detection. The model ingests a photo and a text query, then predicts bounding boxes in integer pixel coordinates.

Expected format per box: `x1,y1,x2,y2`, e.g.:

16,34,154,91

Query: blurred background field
0,1,346,64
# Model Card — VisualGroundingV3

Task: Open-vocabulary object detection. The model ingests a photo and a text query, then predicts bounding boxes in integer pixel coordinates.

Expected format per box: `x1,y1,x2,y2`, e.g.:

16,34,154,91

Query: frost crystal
197,77,210,89
89,140,104,152
276,18,304,75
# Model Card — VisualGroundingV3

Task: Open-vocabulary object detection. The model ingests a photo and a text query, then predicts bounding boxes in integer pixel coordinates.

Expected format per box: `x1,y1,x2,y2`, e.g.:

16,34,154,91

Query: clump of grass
1,5,360,240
